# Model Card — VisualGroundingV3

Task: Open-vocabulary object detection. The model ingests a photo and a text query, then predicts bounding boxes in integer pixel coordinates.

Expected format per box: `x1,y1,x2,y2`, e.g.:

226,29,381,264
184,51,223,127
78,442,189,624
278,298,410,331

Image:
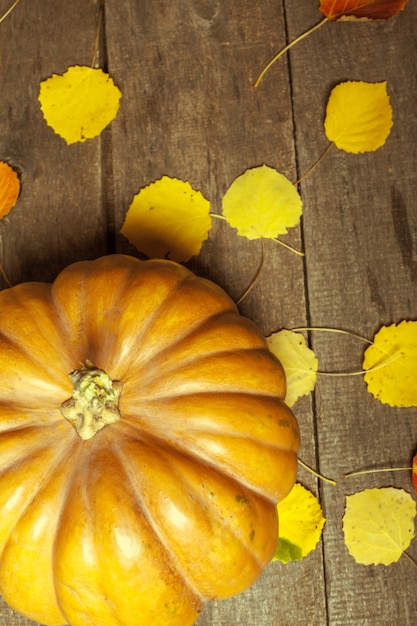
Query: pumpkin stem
60,360,122,440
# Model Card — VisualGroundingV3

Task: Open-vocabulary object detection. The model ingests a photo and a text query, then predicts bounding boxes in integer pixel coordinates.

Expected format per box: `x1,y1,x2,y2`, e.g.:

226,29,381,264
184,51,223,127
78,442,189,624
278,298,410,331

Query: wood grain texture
286,1,417,624
0,0,415,624
0,0,107,287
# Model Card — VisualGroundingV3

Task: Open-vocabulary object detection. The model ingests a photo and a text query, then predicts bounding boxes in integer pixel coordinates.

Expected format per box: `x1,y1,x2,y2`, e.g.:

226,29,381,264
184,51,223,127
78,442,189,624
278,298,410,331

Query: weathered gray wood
0,0,416,624
0,0,107,288
286,1,417,624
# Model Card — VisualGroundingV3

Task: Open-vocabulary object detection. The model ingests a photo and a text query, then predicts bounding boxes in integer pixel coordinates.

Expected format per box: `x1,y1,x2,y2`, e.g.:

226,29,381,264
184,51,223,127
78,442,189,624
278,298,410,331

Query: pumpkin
0,254,299,626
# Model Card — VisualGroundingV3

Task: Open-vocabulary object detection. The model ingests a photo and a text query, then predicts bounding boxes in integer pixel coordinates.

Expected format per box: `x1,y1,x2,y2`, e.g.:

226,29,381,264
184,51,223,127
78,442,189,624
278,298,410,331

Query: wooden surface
0,0,416,624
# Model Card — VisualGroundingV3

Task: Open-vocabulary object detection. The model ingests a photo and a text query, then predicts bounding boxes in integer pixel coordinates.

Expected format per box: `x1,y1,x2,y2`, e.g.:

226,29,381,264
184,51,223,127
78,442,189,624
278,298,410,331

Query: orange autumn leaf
412,454,417,496
0,161,20,219
319,0,409,20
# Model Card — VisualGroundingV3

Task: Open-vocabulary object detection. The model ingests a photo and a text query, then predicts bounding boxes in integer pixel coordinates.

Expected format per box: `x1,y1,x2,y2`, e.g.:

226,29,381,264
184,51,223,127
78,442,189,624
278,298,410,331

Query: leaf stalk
298,458,337,486
0,0,20,25
253,17,329,89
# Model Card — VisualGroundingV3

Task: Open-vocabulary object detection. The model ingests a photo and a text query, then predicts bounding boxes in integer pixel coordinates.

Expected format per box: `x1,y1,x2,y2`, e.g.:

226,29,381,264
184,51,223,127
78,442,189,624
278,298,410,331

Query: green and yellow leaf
273,484,326,563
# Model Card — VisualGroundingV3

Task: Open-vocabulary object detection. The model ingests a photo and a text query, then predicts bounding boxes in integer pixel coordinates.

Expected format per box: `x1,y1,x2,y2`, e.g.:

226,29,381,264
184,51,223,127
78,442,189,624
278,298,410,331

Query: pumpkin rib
6,439,88,625
0,441,83,625
123,348,279,401
0,423,75,474
0,406,63,434
52,445,124,626
0,333,69,403
122,310,271,394
178,438,298,504
50,255,211,376
121,392,294,443
118,308,250,381
114,432,273,601
114,417,296,506
119,421,298,481
124,348,285,404
51,255,147,369
0,283,74,386
111,282,237,381
53,437,203,626
113,441,207,605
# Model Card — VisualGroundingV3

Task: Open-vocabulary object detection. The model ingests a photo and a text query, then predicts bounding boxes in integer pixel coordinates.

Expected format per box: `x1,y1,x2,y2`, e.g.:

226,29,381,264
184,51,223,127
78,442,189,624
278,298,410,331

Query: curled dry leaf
324,81,393,153
0,161,20,219
273,484,326,563
343,488,416,565
120,177,211,262
39,66,122,144
222,165,302,240
363,320,417,408
267,330,318,407
319,0,409,20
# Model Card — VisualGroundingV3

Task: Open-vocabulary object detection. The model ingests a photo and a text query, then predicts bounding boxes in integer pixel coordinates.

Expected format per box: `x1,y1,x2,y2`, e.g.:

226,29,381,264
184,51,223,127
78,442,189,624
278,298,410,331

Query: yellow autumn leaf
267,330,318,407
362,320,417,407
324,81,393,153
343,488,416,566
0,161,20,219
221,165,302,240
120,177,211,262
273,484,326,563
39,66,122,144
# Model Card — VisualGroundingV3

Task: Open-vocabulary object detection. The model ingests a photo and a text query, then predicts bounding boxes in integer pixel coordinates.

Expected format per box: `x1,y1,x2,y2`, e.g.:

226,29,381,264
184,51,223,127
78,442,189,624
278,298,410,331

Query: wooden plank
1,1,415,625
105,1,325,625
285,1,417,624
0,0,107,288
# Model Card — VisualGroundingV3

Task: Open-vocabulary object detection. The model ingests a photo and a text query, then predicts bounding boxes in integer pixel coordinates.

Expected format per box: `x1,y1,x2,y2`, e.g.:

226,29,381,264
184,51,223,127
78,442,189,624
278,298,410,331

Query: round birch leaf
363,320,417,407
324,81,393,153
39,66,122,144
267,330,318,407
273,484,326,563
222,165,302,240
343,488,416,566
120,177,211,262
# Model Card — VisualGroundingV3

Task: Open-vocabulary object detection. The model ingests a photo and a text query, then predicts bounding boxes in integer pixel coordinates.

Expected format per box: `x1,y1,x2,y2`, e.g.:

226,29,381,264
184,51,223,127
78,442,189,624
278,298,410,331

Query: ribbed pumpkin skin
0,254,299,626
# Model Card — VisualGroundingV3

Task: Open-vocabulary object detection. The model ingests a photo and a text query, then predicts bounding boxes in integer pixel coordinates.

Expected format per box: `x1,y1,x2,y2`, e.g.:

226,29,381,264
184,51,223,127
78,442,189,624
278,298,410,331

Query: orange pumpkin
0,254,299,626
